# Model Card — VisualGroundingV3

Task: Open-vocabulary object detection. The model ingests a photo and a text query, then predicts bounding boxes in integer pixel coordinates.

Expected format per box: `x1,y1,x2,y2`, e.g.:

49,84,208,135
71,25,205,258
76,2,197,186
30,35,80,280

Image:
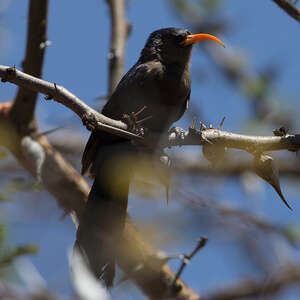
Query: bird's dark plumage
75,27,222,287
81,28,193,175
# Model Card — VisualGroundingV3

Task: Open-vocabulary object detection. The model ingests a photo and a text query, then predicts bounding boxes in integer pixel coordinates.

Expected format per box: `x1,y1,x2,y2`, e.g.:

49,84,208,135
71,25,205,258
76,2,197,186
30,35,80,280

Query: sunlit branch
1,66,300,154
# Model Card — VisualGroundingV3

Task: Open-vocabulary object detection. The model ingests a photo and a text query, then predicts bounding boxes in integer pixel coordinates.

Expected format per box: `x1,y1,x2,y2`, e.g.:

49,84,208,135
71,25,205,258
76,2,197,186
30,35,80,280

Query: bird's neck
164,60,190,75
139,54,191,76
139,46,191,71
139,45,163,63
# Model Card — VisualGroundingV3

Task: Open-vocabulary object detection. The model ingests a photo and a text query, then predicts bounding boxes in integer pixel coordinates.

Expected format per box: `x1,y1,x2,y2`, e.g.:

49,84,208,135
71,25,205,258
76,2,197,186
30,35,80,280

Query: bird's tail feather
75,141,135,287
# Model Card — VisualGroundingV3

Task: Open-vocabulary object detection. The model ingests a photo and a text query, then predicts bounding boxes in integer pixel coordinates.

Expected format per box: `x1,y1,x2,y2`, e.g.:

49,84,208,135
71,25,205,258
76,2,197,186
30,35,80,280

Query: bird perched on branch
75,27,224,287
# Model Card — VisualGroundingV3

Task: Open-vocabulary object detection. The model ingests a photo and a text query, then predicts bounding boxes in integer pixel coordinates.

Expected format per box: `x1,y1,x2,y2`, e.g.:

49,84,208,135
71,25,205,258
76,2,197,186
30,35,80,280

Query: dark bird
75,27,224,287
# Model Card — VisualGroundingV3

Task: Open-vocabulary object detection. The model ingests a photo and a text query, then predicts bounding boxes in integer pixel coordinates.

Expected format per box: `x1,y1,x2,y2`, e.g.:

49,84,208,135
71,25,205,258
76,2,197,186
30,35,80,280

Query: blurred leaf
0,224,6,247
0,243,39,267
170,0,222,22
0,148,8,159
0,221,39,278
0,192,13,202
284,224,300,245
4,177,43,195
201,0,221,12
242,76,270,101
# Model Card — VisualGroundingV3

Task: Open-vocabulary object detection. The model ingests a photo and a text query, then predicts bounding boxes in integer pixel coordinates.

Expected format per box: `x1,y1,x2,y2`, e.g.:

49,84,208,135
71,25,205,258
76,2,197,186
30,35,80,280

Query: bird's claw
218,117,226,130
122,106,151,137
82,113,96,131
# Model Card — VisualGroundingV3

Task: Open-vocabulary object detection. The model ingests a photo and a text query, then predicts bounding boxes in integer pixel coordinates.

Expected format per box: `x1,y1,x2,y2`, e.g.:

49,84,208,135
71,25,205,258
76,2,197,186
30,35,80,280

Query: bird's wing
173,89,190,123
81,62,163,175
101,61,164,119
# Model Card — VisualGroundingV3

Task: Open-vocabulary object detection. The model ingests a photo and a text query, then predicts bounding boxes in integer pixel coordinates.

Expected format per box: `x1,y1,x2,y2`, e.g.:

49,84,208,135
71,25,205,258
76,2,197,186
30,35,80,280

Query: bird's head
140,27,224,66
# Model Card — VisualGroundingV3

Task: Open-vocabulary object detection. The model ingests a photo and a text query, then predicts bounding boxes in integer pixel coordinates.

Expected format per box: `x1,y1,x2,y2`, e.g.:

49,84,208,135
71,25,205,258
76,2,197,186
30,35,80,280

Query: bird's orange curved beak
181,33,225,47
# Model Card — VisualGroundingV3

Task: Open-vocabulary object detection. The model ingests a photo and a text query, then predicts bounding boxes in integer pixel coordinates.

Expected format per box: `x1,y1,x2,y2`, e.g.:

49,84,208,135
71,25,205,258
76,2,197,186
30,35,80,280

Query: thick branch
272,0,300,22
10,0,48,133
106,0,129,94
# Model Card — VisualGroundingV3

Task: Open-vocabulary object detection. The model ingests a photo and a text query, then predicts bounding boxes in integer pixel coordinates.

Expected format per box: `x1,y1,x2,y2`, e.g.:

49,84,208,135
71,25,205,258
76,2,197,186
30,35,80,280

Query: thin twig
272,0,300,22
172,237,208,286
181,192,293,243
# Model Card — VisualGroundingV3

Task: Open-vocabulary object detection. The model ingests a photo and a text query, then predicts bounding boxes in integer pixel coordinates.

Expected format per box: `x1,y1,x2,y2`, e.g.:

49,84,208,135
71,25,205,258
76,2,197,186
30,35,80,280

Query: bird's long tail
74,141,135,287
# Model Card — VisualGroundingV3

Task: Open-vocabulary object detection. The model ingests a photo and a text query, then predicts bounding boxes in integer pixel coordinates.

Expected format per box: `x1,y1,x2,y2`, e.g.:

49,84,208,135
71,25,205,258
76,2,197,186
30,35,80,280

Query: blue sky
1,0,300,298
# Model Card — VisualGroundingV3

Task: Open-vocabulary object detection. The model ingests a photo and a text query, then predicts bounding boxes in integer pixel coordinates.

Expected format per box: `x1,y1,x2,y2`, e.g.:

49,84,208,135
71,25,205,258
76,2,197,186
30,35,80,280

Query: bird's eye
175,33,187,44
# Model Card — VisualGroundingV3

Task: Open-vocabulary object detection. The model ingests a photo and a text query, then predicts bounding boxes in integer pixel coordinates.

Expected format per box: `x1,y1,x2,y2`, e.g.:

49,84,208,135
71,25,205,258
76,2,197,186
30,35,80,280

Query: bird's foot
82,112,96,131
122,106,152,137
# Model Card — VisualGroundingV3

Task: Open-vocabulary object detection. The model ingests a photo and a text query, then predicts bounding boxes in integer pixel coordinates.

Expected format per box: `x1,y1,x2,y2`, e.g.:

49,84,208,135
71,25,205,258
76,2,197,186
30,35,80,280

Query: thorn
45,83,58,100
199,121,207,131
253,154,292,210
218,117,226,130
272,182,292,210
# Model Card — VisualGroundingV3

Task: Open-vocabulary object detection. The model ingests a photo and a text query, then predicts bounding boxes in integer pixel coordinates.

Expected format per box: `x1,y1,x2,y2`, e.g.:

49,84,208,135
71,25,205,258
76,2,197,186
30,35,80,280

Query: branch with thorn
172,237,208,287
0,65,298,208
1,65,300,151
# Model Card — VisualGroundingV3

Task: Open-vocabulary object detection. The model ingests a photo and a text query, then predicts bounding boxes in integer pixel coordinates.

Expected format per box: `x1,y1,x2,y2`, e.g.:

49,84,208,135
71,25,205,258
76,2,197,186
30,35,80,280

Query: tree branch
0,65,140,142
10,0,49,134
106,0,129,95
182,192,294,244
272,0,300,22
1,65,300,153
